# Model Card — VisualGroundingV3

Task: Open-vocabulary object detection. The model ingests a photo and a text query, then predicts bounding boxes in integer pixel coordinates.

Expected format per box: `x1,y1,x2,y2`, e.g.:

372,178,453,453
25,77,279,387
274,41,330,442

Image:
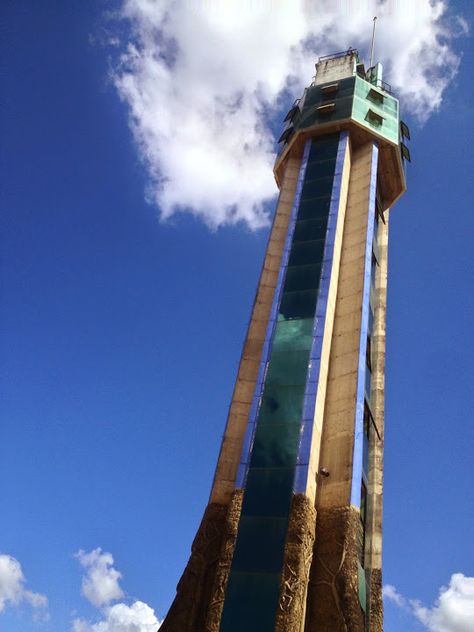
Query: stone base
275,494,316,632
304,506,366,632
369,568,383,632
159,490,243,632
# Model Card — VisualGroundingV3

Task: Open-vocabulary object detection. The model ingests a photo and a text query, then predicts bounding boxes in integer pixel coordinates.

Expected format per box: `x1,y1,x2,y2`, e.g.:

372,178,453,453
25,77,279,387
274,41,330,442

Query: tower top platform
275,49,410,211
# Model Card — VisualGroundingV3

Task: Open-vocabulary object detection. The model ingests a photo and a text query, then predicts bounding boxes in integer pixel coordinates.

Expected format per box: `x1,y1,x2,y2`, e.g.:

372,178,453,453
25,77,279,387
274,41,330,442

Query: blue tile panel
220,134,342,632
349,143,379,508
293,131,349,493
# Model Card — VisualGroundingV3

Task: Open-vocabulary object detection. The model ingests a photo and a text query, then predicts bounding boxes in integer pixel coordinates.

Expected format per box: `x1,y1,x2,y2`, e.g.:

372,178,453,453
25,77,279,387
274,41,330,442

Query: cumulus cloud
411,574,474,632
384,574,474,632
72,600,161,632
108,0,466,229
383,583,407,609
75,548,124,608
0,553,48,615
74,548,161,631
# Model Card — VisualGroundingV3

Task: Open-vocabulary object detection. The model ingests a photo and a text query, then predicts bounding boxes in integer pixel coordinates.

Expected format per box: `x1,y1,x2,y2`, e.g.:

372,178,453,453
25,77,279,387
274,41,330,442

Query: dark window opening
371,253,377,285
366,108,384,126
367,87,384,104
317,102,336,115
321,83,339,95
368,306,374,335
360,482,367,526
366,336,372,372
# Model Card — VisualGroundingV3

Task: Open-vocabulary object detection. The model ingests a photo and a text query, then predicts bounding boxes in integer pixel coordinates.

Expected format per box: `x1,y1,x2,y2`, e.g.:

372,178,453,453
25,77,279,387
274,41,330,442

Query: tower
160,49,410,632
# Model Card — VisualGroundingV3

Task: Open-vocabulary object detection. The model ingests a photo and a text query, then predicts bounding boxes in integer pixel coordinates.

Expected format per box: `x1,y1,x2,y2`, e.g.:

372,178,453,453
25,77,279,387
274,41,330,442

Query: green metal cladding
291,75,400,147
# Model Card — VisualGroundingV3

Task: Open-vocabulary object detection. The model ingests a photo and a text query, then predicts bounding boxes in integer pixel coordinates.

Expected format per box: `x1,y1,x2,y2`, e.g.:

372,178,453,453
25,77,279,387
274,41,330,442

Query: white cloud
0,553,48,615
412,574,474,632
74,548,162,631
75,548,124,608
109,0,466,230
383,583,407,609
72,600,161,632
384,574,474,632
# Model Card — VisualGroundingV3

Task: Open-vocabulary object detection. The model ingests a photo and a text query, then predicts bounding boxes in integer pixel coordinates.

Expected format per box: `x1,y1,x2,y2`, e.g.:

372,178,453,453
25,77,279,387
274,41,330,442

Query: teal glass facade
220,134,342,631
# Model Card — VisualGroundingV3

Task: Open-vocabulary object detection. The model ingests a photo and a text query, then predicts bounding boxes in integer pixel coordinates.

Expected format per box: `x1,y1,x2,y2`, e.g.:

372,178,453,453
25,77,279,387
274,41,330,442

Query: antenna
369,16,378,68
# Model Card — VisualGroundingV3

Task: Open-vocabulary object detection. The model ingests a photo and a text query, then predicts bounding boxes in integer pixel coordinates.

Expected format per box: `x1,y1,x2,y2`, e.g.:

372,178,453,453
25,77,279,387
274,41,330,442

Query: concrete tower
160,49,410,632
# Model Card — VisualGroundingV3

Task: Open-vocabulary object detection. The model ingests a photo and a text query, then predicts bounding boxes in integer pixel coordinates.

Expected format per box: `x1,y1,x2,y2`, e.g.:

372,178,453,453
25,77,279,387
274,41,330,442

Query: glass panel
300,177,334,200
371,252,377,284
305,158,336,180
366,335,372,371
258,384,305,424
279,289,317,320
283,264,321,292
250,422,301,468
231,516,288,573
308,134,340,160
363,401,372,479
272,318,313,352
368,305,374,335
293,218,328,243
242,467,295,517
363,432,369,480
365,366,372,400
297,197,331,221
220,571,281,631
288,240,325,267
360,482,367,525
265,349,309,386
358,562,368,612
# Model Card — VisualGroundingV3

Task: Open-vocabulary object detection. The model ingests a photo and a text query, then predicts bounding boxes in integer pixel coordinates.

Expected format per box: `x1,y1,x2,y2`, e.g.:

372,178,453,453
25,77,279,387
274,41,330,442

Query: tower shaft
159,49,409,632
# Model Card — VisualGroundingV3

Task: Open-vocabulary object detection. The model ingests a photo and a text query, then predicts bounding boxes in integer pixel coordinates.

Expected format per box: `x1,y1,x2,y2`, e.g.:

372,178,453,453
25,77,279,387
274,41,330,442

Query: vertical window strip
221,136,340,632
293,130,349,493
235,138,313,489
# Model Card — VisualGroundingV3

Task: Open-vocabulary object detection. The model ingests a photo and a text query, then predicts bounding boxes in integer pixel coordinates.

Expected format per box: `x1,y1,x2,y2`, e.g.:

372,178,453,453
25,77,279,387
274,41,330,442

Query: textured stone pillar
366,211,390,631
305,507,365,632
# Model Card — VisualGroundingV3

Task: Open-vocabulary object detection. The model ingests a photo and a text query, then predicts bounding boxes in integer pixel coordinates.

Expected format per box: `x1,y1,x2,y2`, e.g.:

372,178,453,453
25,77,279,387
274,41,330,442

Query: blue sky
1,1,473,631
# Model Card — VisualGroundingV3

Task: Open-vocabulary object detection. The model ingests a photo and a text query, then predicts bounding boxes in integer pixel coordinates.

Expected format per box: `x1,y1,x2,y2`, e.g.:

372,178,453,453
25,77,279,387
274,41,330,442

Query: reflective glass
362,433,369,480
365,366,372,400
305,158,336,179
272,318,313,352
279,289,317,320
265,349,309,386
231,516,288,573
220,571,281,631
283,264,321,292
358,563,368,612
242,467,295,517
250,423,301,468
288,240,325,266
300,177,334,200
293,218,328,243
360,482,367,525
307,134,339,159
368,305,374,335
258,384,305,423
297,197,331,220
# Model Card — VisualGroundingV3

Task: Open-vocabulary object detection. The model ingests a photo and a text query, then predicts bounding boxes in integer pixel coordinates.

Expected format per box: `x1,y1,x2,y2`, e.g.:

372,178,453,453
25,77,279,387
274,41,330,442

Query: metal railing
318,48,359,62
368,77,394,95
